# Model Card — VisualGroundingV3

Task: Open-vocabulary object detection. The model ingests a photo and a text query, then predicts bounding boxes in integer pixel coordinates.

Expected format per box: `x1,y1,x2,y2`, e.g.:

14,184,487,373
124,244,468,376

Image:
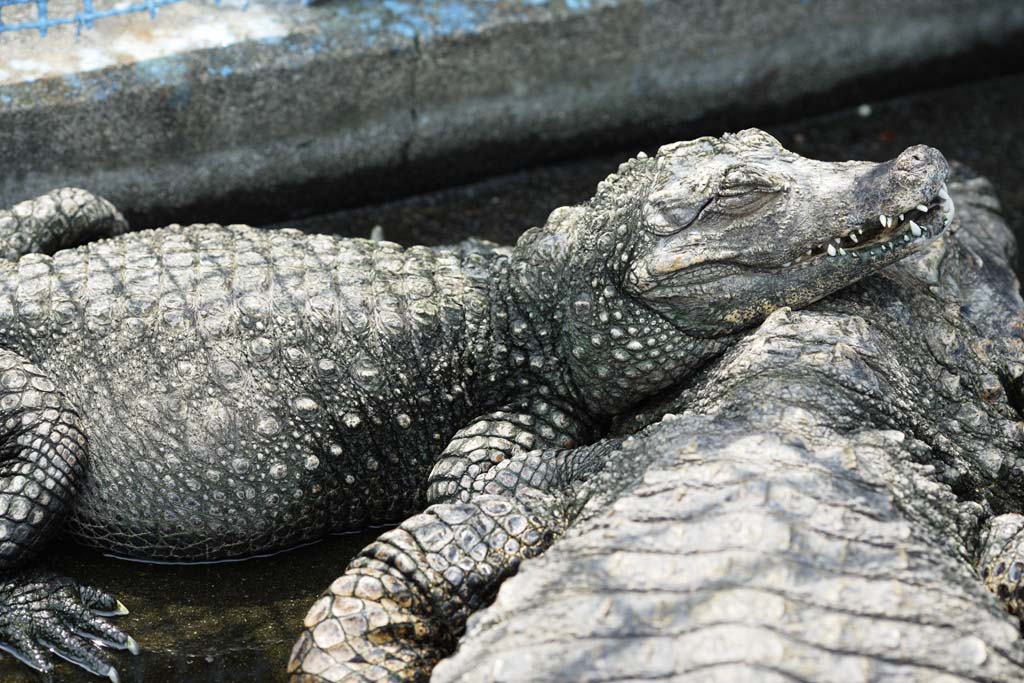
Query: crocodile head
621,128,954,336
510,129,953,412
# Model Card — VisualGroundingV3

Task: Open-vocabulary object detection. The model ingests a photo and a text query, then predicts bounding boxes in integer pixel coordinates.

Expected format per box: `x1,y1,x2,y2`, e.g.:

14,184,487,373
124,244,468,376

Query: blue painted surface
63,73,84,93
0,0,608,42
0,0,243,36
334,0,606,45
0,0,621,108
134,57,190,87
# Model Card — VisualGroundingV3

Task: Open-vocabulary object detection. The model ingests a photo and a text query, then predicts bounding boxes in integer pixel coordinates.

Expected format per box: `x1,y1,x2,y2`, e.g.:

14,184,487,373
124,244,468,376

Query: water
0,531,380,682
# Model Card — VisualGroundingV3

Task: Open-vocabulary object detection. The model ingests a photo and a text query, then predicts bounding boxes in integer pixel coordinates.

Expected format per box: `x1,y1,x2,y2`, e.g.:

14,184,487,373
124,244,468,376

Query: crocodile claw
92,599,130,618
0,568,138,680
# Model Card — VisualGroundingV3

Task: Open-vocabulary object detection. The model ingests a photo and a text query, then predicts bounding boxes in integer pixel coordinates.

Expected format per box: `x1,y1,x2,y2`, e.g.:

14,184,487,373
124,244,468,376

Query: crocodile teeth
899,213,905,222
938,182,955,225
879,214,888,228
916,204,928,213
909,220,922,237
849,232,858,243
827,244,837,257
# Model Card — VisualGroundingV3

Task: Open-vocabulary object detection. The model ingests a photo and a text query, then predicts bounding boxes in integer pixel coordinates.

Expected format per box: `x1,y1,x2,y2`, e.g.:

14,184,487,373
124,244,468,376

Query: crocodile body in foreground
289,139,959,680
0,130,953,681
425,169,1024,681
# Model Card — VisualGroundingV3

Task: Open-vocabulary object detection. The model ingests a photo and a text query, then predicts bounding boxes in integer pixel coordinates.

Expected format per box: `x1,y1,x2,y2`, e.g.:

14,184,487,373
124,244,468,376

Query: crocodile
0,130,952,681
402,169,1024,681
286,134,957,681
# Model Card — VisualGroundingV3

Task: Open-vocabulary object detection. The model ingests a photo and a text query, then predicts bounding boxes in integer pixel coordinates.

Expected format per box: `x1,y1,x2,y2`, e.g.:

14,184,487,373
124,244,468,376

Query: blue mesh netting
0,0,218,36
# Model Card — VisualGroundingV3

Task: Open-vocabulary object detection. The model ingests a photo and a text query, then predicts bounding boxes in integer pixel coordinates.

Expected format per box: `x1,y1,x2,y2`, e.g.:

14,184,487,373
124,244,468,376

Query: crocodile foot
0,567,138,681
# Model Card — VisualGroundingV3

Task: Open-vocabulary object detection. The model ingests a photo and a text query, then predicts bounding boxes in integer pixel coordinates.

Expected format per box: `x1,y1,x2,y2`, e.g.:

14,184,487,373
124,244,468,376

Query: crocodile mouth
784,182,955,267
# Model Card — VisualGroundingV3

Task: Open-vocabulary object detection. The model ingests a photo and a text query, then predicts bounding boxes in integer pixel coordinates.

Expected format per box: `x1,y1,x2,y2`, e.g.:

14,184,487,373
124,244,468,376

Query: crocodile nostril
891,145,949,184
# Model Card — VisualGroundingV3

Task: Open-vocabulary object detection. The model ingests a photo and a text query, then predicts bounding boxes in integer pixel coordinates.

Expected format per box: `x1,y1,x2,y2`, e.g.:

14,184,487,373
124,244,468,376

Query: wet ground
2,72,1021,682
1,531,381,683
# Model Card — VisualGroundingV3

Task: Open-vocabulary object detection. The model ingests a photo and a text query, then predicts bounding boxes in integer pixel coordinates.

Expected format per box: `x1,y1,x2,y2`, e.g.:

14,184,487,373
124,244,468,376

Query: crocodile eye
642,172,709,236
716,167,784,213
716,191,775,214
645,201,704,235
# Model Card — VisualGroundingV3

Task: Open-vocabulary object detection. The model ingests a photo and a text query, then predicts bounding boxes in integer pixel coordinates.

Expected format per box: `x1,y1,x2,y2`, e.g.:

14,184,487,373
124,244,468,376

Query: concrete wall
1,0,1022,227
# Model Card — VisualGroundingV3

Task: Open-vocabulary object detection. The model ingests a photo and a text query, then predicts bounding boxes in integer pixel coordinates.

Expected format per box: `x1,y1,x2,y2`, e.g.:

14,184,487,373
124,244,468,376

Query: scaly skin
288,131,955,681
432,168,1024,682
0,131,952,680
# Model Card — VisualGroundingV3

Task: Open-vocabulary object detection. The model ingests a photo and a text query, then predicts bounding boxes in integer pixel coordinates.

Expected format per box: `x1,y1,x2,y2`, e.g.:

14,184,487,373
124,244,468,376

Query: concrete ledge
2,0,1023,227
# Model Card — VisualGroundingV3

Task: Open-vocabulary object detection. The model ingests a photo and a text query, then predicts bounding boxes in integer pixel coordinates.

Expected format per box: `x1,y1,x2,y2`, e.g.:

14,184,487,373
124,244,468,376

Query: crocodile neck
468,254,575,409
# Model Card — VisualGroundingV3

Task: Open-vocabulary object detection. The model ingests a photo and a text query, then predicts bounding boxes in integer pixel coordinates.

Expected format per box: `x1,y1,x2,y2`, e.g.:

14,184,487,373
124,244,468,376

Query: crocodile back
0,224,500,561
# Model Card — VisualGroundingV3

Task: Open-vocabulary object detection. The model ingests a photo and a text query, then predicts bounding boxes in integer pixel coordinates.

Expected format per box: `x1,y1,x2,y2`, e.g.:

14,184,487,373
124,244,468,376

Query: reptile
0,129,952,681
287,131,956,681
416,168,1024,681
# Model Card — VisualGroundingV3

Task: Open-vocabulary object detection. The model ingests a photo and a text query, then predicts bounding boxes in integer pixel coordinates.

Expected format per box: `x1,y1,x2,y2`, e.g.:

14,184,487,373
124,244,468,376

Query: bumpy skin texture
980,514,1024,616
0,188,129,263
431,170,1024,681
289,134,957,680
288,442,620,682
0,132,954,680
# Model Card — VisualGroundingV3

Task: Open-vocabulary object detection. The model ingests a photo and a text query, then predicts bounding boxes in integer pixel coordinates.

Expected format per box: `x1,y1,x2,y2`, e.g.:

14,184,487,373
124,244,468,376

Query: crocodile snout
892,145,948,189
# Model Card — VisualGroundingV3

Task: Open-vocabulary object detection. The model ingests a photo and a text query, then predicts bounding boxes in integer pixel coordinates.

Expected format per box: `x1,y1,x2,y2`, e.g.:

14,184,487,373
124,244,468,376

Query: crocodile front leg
0,348,135,680
0,568,136,680
0,349,86,569
426,397,599,504
0,188,129,261
290,401,619,682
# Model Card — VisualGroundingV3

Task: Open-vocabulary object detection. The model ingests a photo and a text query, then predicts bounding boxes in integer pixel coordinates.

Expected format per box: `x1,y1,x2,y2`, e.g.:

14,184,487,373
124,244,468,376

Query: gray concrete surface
280,73,1024,277
2,0,1023,228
